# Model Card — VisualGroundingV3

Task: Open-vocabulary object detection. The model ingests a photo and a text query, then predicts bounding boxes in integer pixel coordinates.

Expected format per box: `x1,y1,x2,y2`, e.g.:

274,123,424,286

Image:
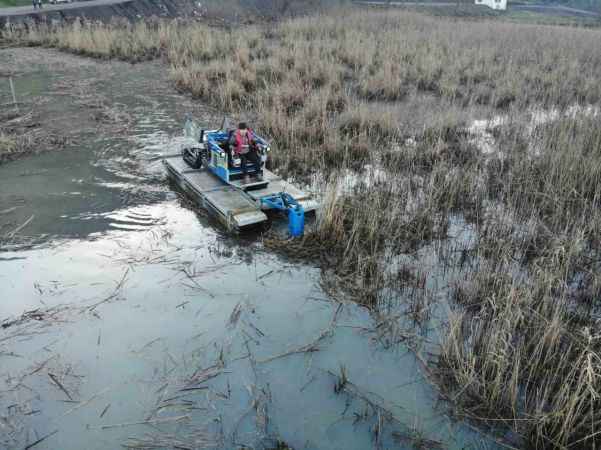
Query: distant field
505,8,600,25
357,2,600,27
0,0,33,7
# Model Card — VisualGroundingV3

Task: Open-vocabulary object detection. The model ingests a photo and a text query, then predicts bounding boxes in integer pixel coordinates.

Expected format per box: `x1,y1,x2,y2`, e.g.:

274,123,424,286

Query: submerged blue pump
261,193,305,237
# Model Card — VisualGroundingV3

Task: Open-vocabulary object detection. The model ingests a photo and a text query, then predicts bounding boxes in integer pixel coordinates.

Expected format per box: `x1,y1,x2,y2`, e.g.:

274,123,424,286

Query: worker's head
238,122,248,131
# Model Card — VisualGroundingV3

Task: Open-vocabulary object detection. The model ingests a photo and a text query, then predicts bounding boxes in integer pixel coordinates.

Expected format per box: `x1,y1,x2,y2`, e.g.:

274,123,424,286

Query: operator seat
223,130,236,168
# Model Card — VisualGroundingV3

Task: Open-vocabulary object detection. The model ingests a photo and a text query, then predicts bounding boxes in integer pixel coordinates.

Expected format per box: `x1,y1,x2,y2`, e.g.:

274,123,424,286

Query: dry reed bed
0,132,20,161
441,235,601,448
174,17,601,445
434,114,601,448
4,11,601,448
3,12,601,174
0,110,70,165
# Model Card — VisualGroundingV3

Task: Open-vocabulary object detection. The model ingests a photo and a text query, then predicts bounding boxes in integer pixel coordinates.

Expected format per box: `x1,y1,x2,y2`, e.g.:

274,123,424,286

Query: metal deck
163,156,317,230
229,177,269,191
247,172,318,212
164,156,267,229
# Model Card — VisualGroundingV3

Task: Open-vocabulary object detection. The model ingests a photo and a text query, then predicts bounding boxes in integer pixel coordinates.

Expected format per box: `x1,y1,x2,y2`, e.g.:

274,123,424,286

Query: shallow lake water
0,49,499,450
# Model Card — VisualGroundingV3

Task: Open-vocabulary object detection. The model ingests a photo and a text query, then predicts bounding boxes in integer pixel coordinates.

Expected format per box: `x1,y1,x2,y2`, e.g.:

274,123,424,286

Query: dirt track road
512,4,599,18
5,0,598,19
0,0,130,16
355,1,599,18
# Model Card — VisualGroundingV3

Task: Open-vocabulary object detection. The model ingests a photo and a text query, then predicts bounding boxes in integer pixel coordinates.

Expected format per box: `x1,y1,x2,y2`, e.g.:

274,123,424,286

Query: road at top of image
0,0,131,17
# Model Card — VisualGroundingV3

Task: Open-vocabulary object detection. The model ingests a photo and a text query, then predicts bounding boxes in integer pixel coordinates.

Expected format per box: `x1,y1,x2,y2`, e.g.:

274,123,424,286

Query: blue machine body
261,193,305,237
182,117,307,235
203,130,269,184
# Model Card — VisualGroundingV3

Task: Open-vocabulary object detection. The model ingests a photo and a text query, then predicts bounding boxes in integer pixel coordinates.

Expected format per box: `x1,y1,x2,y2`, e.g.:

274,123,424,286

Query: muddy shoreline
0,49,118,165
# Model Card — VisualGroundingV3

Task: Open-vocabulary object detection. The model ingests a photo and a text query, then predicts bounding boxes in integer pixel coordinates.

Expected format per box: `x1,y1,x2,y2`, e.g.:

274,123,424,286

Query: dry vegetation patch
4,9,601,448
0,109,70,165
5,10,601,174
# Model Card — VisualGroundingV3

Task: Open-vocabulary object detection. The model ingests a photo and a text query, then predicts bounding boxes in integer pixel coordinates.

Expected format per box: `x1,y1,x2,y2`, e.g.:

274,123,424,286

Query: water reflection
0,120,185,245
0,203,494,449
0,51,499,450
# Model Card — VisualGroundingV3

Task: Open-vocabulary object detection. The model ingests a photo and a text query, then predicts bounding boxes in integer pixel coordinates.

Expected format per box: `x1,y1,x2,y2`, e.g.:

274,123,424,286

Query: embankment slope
0,0,202,26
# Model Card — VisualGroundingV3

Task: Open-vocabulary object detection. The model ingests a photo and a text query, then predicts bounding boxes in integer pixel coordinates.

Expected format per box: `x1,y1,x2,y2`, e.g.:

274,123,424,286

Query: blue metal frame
260,193,299,211
182,118,306,235
261,193,305,237
204,130,268,184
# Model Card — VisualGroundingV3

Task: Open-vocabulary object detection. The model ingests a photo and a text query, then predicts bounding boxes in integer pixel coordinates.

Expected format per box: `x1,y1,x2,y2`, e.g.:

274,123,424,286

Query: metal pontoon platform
163,155,317,230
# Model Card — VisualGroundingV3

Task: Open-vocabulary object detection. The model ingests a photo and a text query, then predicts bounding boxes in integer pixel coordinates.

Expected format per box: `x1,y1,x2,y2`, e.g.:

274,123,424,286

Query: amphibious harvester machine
163,117,317,234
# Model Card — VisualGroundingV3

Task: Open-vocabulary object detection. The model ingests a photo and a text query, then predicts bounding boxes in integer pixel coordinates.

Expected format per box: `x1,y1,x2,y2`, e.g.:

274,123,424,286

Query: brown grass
4,9,601,448
4,10,601,175
0,132,18,155
440,262,601,448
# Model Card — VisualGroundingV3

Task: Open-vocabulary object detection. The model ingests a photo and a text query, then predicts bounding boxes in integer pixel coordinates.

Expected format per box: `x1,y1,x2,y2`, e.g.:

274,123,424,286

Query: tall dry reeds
4,10,601,176
440,260,601,448
4,9,601,447
2,20,167,60
434,109,601,448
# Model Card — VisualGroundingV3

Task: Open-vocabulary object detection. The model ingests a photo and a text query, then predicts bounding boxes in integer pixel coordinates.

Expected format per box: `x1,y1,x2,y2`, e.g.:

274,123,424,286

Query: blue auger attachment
261,193,305,237
287,203,305,237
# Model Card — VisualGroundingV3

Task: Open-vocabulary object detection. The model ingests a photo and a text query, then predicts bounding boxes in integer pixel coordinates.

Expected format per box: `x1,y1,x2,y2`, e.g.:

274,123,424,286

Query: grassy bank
3,9,601,448
504,9,601,26
201,0,347,20
0,0,30,7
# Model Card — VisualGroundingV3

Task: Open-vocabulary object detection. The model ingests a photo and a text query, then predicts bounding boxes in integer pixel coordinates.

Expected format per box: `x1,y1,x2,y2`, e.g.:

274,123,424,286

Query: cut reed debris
3,8,601,448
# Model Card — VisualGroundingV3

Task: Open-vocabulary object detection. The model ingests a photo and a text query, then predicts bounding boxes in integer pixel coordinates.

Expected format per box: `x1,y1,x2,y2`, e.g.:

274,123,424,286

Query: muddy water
1,49,497,449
